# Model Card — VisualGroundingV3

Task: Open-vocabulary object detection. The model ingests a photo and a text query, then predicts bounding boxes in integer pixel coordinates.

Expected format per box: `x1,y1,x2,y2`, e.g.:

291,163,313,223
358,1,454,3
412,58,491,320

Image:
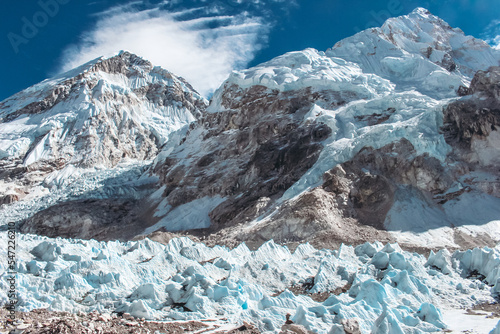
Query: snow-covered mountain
0,51,205,167
0,51,206,238
145,8,500,250
1,6,500,334
328,7,500,98
0,8,499,249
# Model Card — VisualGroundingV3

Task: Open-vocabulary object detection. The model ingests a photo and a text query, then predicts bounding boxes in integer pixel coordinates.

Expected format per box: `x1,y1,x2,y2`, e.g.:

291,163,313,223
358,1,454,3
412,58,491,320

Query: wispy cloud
491,36,500,50
482,19,500,50
56,1,290,96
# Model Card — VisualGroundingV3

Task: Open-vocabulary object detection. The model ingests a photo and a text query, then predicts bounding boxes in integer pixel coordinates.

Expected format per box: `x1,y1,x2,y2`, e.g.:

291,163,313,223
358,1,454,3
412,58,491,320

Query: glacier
1,233,500,333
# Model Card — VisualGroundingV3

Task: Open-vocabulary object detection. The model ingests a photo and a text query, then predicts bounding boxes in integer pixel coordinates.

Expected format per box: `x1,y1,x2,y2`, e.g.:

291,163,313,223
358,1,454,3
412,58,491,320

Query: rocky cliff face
441,66,500,197
143,48,394,242
443,66,500,166
152,84,333,233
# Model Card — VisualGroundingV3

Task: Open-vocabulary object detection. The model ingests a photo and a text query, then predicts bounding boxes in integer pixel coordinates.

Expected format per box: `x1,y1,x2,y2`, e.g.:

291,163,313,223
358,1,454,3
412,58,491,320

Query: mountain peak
47,51,154,88
0,49,206,202
410,7,432,16
88,50,153,75
382,6,453,37
327,7,500,98
0,49,208,225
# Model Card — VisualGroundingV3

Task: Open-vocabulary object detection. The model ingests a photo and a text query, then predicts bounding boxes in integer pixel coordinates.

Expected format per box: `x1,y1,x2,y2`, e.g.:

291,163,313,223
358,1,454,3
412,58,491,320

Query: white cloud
492,36,500,50
57,4,270,97
482,19,500,50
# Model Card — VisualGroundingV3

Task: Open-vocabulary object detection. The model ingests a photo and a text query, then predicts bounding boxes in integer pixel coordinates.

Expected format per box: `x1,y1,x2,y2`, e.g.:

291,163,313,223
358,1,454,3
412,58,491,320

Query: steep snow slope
1,233,499,333
147,9,500,251
0,51,206,233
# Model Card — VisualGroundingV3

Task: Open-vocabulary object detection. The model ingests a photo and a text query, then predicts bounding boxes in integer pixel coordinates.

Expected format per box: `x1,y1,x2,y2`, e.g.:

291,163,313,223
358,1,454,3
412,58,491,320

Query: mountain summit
0,51,206,168
328,7,500,98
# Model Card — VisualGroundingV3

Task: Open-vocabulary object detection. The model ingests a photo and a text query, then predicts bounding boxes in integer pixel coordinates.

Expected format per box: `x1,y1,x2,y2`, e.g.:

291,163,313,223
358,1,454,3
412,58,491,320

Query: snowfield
1,233,499,333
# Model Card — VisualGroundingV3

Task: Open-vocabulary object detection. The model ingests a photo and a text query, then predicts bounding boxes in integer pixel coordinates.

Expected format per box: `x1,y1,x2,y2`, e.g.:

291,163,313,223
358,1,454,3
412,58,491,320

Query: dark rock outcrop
443,67,500,151
20,198,152,241
152,84,336,233
442,66,500,175
0,194,20,205
232,139,453,248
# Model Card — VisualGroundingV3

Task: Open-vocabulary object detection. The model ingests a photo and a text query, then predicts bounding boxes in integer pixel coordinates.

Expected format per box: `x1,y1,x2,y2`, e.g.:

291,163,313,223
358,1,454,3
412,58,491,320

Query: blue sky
1,0,499,100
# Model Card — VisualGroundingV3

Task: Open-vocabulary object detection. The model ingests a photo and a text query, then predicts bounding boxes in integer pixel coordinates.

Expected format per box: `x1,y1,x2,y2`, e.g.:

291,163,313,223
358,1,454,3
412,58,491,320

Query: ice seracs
1,233,499,333
210,48,394,102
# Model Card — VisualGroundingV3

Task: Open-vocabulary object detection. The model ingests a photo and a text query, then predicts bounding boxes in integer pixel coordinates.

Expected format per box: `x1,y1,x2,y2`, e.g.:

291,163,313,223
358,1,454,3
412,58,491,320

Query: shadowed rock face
348,174,395,229
442,67,500,155
233,139,451,247
341,139,452,194
20,199,140,240
441,67,500,197
151,84,339,233
333,139,452,227
469,66,500,99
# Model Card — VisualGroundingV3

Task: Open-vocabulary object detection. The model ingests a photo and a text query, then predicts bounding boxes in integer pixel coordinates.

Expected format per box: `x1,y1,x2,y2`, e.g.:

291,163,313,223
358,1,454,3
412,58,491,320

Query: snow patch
144,196,226,233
